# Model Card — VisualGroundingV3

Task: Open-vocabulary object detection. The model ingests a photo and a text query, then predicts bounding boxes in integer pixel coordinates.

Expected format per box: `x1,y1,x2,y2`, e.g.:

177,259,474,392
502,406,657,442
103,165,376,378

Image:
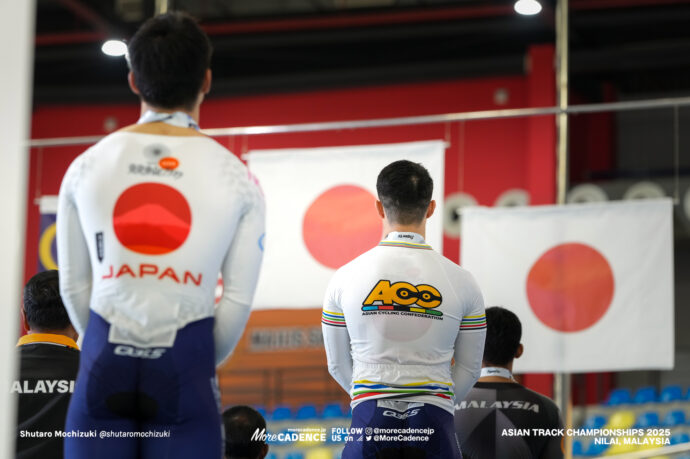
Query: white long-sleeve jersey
322,232,486,414
56,126,265,365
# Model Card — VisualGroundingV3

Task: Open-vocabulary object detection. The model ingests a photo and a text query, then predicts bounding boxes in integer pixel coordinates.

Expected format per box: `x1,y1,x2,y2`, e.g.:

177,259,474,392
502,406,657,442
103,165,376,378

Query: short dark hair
223,406,267,459
483,306,522,366
23,270,71,331
376,160,433,225
127,12,212,110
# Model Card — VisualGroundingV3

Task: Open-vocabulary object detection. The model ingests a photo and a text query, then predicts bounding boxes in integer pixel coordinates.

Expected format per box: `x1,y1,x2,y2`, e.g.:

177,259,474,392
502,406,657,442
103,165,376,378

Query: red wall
27,45,558,395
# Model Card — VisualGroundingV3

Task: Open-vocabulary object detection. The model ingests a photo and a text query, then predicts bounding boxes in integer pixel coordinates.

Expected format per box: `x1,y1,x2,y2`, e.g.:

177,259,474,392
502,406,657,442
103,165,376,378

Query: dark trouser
342,399,462,459
65,313,222,459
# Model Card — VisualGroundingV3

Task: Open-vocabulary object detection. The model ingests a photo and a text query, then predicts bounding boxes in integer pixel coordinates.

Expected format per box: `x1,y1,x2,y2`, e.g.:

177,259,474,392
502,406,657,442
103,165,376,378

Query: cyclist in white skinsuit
322,160,486,459
56,13,264,459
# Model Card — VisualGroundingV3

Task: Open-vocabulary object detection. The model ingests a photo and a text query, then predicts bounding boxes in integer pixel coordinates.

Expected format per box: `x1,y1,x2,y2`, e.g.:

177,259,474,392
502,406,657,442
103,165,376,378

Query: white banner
461,199,674,373
248,141,446,309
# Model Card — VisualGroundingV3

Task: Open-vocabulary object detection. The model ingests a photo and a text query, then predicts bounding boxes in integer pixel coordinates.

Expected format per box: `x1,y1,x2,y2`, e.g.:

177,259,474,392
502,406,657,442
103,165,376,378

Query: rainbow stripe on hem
352,380,454,401
322,310,346,327
378,240,432,250
460,314,487,331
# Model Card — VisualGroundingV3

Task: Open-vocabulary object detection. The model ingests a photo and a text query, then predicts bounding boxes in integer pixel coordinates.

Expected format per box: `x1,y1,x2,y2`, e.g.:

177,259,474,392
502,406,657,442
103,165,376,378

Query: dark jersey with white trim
15,339,80,459
455,382,564,459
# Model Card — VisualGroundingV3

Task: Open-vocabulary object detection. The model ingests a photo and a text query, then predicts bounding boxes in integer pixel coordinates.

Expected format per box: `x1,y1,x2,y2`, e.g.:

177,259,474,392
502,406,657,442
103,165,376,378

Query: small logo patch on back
95,232,104,262
159,157,179,170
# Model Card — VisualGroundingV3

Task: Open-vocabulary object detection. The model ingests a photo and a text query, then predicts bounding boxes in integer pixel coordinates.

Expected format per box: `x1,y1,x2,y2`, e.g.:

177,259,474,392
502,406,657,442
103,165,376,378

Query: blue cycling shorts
65,312,222,459
342,399,462,459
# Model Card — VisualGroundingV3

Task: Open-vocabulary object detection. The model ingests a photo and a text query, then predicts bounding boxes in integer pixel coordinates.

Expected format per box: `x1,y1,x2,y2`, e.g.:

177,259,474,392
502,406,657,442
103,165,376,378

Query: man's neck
139,102,200,125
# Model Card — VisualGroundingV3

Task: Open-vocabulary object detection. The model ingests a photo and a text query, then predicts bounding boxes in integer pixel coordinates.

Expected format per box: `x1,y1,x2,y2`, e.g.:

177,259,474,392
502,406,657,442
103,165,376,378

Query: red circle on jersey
303,185,382,269
526,243,614,332
113,183,191,255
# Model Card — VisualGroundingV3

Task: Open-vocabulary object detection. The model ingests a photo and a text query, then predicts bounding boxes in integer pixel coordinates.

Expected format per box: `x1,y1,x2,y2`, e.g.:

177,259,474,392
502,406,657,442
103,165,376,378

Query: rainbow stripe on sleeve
460,313,487,331
322,310,346,327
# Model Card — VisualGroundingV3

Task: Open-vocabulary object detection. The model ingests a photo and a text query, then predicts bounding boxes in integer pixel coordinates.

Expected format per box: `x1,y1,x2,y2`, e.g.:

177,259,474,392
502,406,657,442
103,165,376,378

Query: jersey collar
379,232,432,249
137,110,200,131
17,333,80,350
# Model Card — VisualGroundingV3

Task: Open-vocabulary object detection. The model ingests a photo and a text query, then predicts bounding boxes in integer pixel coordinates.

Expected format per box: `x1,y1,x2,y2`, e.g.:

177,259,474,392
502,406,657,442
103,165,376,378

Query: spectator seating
660,385,684,403
574,385,690,458
606,410,636,429
663,410,686,427
322,403,348,419
295,405,319,421
270,405,293,422
671,433,690,445
582,415,607,430
605,388,633,406
633,386,657,404
635,411,660,429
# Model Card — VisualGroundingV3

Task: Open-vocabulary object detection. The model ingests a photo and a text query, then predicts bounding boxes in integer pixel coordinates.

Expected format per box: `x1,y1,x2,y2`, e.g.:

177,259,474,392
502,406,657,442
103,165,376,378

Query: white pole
555,0,573,458
0,0,36,457
28,95,690,148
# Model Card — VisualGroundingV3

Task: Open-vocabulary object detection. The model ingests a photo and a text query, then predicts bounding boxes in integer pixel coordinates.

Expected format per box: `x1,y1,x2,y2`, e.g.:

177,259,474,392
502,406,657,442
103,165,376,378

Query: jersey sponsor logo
159,157,179,170
95,232,104,262
129,163,183,179
143,144,169,162
113,183,191,255
131,145,183,179
102,263,202,286
361,280,443,319
114,345,166,359
382,409,420,420
455,400,540,412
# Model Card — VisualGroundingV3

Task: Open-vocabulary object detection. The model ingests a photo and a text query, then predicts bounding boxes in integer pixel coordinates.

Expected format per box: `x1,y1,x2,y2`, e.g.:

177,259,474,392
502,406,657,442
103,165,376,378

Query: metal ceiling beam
32,53,524,103
34,0,690,46
35,30,106,46
28,95,690,147
202,4,514,35
54,0,111,32
571,0,690,10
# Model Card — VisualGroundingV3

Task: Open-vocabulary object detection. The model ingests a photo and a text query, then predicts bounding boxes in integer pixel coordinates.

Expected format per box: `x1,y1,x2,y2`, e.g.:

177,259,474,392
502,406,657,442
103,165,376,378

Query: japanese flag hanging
246,140,445,309
461,199,674,373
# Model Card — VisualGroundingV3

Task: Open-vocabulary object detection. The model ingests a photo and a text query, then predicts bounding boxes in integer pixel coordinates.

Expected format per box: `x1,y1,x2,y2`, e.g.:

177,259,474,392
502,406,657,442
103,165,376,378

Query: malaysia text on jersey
455,382,565,459
15,334,80,459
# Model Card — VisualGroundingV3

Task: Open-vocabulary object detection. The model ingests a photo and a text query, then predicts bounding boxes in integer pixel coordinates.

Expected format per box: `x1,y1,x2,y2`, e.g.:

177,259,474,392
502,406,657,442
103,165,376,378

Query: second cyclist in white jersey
322,160,486,459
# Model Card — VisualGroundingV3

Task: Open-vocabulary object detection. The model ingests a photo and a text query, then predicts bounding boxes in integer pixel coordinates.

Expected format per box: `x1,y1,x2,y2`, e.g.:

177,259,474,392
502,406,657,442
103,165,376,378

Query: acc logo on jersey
362,280,443,318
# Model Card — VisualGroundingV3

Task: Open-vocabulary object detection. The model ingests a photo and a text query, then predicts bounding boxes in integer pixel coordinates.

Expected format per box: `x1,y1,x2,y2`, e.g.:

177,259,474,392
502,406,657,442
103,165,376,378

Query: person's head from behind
223,405,269,459
22,270,77,341
376,160,435,230
127,11,212,112
483,306,523,368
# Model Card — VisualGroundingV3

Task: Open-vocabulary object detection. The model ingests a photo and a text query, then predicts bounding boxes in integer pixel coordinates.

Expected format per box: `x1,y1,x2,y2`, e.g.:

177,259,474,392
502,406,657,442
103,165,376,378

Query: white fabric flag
247,140,445,309
461,199,674,373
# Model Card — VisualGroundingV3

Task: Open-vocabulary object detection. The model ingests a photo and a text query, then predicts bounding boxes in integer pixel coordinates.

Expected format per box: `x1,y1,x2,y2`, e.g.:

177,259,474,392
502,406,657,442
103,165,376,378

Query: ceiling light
101,39,127,57
514,0,542,15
